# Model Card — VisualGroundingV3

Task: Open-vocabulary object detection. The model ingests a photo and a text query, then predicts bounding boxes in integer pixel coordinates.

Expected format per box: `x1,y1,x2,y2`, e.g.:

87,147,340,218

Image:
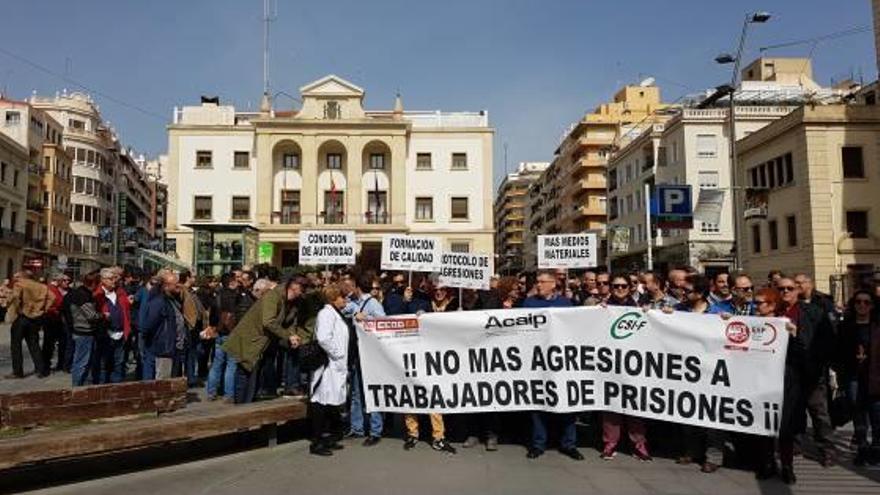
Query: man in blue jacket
140,270,184,380
522,270,582,461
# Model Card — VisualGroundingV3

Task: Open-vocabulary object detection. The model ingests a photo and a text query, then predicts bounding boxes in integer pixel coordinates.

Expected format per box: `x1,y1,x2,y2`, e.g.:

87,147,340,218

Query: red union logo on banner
724,321,750,345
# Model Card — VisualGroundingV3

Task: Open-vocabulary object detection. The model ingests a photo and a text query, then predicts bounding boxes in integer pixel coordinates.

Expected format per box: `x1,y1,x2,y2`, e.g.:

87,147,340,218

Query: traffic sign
652,185,693,229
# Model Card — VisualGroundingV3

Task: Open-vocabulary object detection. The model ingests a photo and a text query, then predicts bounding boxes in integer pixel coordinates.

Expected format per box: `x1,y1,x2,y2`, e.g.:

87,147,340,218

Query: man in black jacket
778,276,837,466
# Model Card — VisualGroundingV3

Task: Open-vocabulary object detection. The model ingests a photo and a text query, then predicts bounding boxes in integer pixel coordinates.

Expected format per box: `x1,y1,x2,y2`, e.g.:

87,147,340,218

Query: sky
1,1,875,190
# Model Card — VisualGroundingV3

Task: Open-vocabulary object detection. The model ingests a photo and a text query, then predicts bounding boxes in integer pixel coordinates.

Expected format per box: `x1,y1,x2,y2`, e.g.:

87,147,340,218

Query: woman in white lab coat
309,284,350,456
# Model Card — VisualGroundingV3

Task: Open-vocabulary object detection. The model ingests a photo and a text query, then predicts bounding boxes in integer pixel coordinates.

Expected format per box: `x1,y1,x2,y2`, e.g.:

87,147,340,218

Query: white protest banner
538,233,597,269
358,307,789,436
438,252,494,290
381,234,442,272
298,230,356,265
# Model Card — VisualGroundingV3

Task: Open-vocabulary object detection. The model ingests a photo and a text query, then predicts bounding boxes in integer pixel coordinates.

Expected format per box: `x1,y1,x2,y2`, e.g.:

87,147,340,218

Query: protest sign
358,306,789,436
381,234,442,272
298,230,356,265
438,252,493,290
537,233,597,269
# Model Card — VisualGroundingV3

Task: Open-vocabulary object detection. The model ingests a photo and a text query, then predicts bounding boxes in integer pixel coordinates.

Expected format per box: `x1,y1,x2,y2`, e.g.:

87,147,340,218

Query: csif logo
610,311,647,340
484,312,548,331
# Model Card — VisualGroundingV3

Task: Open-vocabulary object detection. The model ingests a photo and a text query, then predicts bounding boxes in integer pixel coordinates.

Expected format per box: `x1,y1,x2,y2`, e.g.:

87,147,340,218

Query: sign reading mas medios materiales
537,233,597,269
299,230,356,265
381,234,443,272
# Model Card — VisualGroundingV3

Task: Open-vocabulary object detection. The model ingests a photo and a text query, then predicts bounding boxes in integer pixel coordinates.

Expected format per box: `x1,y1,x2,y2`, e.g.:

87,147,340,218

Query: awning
137,248,191,272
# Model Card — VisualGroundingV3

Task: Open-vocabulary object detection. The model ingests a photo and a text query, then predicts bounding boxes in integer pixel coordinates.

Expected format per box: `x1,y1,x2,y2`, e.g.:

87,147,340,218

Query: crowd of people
1,263,879,484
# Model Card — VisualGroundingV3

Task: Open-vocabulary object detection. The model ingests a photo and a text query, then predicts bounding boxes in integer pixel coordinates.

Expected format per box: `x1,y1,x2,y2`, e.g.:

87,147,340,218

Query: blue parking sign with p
652,185,693,229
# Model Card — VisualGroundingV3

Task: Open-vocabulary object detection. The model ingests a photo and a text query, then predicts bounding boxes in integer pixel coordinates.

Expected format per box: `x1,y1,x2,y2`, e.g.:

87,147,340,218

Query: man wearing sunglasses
522,270,581,461
777,276,837,467
708,274,755,316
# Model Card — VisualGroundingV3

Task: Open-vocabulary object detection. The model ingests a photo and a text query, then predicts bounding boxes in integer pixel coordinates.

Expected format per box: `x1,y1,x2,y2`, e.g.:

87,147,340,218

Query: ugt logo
610,311,647,340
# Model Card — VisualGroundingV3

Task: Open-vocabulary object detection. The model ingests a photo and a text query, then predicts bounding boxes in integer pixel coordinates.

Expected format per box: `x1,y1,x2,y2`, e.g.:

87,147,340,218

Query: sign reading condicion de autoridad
381,235,443,272
537,233,597,269
298,230,356,265
438,252,493,290
357,307,789,436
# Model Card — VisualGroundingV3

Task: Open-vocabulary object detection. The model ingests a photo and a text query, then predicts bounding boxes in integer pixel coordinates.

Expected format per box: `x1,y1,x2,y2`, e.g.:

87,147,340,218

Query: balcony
271,211,301,225
25,237,48,251
0,228,26,248
319,212,345,225
26,201,44,212
364,211,390,225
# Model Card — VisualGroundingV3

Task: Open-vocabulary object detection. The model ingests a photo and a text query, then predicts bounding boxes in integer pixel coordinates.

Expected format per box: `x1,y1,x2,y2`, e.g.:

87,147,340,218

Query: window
0,162,5,182
842,147,864,179
369,153,385,170
195,150,212,168
323,191,344,223
13,170,18,188
5,111,20,124
698,171,719,189
846,210,868,238
751,224,761,253
326,153,342,169
768,219,779,250
282,153,300,169
194,196,212,220
786,215,797,247
231,197,250,220
700,222,720,233
233,151,249,169
451,153,468,170
415,197,433,221
450,242,470,253
451,197,469,220
696,134,717,158
74,176,85,193
280,190,300,223
784,153,794,185
366,191,387,223
68,119,85,130
73,204,83,222
76,148,86,163
416,153,432,170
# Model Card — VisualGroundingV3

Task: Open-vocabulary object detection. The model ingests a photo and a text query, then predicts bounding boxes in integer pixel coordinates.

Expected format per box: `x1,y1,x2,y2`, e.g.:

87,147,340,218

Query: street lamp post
715,11,771,271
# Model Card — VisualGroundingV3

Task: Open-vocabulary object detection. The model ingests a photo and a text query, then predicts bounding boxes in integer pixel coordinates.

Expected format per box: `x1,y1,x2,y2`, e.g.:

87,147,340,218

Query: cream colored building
494,162,548,273
0,97,71,273
737,104,880,294
524,83,667,271
0,131,27,279
167,75,494,274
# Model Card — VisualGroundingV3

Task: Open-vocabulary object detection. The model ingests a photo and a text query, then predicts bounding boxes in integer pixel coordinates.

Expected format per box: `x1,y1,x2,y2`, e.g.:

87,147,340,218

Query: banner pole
458,287,463,311
408,270,412,287
645,182,654,271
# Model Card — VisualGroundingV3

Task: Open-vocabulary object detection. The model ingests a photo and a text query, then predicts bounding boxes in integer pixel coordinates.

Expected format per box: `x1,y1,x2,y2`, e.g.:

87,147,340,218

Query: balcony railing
25,237,48,250
319,212,345,225
0,228,26,247
27,201,44,212
364,211,390,224
271,211,301,225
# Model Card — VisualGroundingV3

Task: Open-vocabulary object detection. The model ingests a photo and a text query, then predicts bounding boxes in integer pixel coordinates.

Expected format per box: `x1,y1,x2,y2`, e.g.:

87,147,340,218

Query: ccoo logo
610,311,647,340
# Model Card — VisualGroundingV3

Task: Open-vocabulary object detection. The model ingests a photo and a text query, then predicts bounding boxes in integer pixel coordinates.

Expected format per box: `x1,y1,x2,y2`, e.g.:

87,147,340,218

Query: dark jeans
465,412,501,440
531,412,576,451
140,337,156,380
803,374,835,455
10,316,46,377
185,337,204,387
258,341,280,396
846,379,880,448
71,334,96,386
284,347,305,392
41,317,66,371
234,363,259,404
96,334,126,383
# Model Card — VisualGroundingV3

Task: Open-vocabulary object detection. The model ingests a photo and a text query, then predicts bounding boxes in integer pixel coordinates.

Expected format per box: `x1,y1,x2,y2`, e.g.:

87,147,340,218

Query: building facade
0,131,27,279
524,83,667,271
0,97,72,273
608,106,792,274
167,75,494,275
494,162,548,274
737,104,880,295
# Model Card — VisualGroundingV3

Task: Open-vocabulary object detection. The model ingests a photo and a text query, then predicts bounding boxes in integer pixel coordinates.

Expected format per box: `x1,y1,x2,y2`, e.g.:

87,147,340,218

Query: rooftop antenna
260,0,277,112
